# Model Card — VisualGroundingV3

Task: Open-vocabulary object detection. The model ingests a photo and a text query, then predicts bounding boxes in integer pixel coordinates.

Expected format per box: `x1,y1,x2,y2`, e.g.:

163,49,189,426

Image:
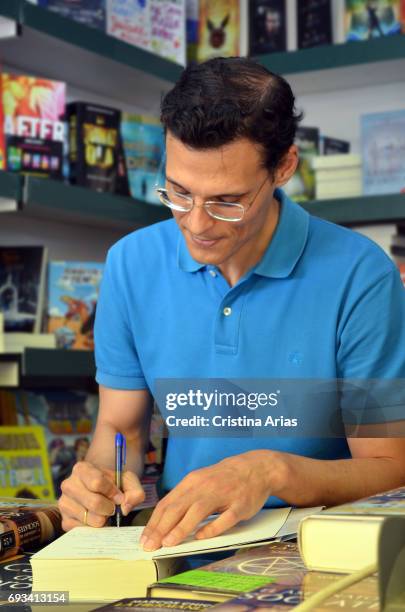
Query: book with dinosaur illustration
47,260,104,350
196,0,240,61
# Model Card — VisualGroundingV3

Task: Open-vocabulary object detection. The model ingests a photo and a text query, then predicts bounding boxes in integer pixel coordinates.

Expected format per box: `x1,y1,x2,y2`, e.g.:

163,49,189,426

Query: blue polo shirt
94,189,405,504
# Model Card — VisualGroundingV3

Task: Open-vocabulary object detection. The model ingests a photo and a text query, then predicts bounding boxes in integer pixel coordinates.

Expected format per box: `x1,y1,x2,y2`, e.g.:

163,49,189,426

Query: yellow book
0,425,55,500
299,486,405,573
30,508,290,602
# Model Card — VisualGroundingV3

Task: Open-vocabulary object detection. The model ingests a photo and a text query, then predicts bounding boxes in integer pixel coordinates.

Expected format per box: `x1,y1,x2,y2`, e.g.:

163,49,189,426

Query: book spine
0,506,62,562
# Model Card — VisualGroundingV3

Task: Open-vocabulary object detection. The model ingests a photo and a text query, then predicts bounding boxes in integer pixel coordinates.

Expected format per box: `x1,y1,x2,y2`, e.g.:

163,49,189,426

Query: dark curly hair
161,57,303,175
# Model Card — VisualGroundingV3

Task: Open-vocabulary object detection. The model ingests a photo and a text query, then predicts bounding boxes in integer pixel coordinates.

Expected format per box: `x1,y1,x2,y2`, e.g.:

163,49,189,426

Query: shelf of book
1,1,405,102
302,193,405,226
0,0,182,108
23,175,172,229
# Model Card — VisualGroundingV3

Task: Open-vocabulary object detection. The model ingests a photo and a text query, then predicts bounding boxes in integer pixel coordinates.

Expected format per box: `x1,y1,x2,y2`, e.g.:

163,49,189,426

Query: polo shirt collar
177,188,309,278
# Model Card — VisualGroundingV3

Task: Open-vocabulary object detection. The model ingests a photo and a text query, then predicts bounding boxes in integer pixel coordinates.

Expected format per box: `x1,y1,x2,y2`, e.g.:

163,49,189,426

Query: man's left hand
140,450,276,551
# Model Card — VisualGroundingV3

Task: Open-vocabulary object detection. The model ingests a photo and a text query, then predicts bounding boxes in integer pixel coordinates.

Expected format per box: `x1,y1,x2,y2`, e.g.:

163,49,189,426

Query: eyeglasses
155,175,269,223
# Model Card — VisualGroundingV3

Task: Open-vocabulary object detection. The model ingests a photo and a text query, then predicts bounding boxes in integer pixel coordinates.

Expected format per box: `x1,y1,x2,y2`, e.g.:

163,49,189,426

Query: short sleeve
337,266,405,425
94,247,148,390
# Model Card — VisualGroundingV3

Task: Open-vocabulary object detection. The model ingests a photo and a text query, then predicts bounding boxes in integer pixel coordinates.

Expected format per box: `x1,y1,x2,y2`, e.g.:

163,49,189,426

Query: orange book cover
197,0,240,62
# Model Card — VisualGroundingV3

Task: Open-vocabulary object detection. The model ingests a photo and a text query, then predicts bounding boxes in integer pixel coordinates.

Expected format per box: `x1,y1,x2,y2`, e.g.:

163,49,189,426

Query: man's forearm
259,450,405,507
85,420,146,477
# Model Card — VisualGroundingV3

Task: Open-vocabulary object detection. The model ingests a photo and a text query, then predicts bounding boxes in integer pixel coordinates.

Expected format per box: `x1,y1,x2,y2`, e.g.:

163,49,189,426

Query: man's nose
185,198,216,234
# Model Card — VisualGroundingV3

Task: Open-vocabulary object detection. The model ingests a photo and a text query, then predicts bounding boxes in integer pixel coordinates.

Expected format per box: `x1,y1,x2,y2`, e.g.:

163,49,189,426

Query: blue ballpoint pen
115,432,126,527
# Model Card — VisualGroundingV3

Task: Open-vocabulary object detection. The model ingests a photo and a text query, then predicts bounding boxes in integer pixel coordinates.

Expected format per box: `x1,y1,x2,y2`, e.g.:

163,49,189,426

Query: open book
31,508,291,602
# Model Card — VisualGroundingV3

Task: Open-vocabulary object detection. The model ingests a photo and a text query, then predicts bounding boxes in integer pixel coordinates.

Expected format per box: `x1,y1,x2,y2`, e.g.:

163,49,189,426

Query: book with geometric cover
0,497,62,562
196,0,240,62
0,425,55,500
148,542,308,603
249,0,287,56
211,572,379,610
0,246,47,334
361,109,405,195
47,260,104,350
345,0,402,41
2,73,65,179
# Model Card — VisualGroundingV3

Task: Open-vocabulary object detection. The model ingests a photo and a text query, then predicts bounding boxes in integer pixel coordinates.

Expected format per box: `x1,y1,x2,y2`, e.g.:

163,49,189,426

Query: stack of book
312,154,362,200
4,486,405,608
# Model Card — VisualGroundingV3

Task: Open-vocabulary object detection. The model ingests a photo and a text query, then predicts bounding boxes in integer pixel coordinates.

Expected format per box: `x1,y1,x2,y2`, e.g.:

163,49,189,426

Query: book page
32,507,291,561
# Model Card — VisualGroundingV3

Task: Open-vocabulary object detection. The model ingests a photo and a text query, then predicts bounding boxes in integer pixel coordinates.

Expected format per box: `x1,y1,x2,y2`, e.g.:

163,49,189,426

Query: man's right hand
58,461,145,531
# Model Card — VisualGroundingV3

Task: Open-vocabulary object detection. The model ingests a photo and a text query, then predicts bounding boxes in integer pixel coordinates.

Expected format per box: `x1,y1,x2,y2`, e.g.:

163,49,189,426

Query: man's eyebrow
166,176,248,198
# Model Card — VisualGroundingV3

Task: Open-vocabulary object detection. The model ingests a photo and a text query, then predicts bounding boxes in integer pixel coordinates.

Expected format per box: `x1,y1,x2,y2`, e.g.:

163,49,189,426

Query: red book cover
2,73,65,179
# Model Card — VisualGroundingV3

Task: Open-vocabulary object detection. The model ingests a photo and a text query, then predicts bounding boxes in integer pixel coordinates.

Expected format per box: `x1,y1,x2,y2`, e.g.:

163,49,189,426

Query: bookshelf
0,3,404,388
1,172,404,230
0,0,182,108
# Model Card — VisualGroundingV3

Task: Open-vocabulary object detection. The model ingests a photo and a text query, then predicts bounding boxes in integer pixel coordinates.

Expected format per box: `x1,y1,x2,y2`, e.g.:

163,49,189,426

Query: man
58,58,405,551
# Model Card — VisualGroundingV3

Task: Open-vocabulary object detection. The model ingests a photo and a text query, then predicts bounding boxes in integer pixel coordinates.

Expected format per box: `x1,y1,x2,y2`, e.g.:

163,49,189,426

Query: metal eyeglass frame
155,174,269,223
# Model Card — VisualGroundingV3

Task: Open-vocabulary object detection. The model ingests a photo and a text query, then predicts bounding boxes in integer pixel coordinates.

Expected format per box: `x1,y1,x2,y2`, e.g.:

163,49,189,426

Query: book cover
93,598,215,611
2,73,65,179
0,551,33,592
197,0,240,62
297,0,333,49
321,136,351,155
0,246,47,334
106,0,151,51
0,426,55,500
149,542,308,602
361,109,405,195
38,0,106,29
120,113,165,205
211,572,379,611
47,260,104,350
0,499,61,563
284,127,320,202
249,0,287,55
345,0,402,41
67,102,122,193
151,0,186,66
14,389,98,497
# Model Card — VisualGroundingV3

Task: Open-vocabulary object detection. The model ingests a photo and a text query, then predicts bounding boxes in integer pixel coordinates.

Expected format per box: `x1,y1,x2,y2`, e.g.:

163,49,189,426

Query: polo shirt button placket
223,307,232,316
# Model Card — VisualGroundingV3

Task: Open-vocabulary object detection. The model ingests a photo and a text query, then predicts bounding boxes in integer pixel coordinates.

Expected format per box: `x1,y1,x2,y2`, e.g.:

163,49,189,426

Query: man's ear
274,145,299,188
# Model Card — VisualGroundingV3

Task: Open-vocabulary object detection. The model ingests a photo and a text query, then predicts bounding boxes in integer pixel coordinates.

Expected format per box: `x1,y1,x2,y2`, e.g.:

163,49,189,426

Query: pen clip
122,435,126,467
